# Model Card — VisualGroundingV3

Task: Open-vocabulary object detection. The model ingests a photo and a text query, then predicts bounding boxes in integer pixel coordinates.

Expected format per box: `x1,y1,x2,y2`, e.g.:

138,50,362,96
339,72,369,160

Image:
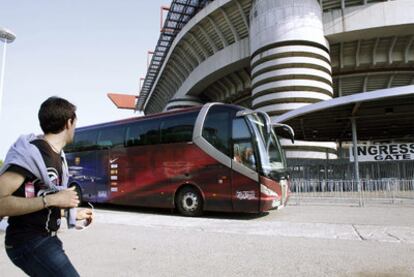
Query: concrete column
249,0,336,160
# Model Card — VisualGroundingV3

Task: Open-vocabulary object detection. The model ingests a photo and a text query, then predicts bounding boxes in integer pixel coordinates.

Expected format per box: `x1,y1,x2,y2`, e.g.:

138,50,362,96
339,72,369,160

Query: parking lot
1,205,414,276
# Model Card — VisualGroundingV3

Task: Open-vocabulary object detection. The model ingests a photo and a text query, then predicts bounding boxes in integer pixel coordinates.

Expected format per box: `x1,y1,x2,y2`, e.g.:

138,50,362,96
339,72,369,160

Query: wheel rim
181,192,199,212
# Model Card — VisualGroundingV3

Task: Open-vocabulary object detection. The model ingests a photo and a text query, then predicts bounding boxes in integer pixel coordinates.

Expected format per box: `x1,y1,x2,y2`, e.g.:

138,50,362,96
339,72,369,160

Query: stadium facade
136,0,414,180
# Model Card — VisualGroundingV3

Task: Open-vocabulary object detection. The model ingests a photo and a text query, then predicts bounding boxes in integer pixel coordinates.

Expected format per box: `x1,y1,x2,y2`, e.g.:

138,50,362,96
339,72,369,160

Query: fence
287,159,414,181
288,179,414,206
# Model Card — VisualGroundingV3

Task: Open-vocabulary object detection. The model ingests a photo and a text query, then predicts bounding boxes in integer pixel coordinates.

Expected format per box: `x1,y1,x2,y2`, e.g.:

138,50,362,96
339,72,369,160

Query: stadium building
135,0,414,181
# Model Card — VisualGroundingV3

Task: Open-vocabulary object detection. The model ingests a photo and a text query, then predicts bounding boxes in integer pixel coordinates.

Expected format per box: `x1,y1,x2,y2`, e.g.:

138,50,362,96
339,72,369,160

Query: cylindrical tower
164,96,203,111
250,0,336,159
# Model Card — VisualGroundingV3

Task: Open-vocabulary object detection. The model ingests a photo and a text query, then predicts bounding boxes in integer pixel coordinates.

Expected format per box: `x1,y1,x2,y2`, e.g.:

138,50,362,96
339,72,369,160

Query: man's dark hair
38,96,77,134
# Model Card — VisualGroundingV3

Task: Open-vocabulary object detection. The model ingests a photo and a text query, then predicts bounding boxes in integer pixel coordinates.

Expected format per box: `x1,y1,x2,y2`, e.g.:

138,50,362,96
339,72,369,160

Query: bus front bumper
260,179,290,211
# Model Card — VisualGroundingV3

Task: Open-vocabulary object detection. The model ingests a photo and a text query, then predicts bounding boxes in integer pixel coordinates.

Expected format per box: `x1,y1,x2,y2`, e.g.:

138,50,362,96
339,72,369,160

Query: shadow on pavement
87,203,269,221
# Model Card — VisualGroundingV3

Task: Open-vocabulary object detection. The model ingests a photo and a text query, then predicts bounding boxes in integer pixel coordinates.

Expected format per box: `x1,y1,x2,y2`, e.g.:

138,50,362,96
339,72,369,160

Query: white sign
350,143,414,162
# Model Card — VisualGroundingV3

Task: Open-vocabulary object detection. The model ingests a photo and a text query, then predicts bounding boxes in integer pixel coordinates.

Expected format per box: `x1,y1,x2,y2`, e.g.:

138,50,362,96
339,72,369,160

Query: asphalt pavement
1,205,414,276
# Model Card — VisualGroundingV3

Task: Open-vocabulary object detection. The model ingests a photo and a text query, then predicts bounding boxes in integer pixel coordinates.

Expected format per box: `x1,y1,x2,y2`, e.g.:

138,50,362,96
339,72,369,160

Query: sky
0,0,168,159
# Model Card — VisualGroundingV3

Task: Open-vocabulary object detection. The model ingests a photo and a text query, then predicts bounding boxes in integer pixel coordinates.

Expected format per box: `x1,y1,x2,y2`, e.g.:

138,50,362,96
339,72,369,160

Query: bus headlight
260,184,278,197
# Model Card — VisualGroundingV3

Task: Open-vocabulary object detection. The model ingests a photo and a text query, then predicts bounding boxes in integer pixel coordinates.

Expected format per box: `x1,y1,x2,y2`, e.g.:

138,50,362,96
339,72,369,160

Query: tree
0,159,3,167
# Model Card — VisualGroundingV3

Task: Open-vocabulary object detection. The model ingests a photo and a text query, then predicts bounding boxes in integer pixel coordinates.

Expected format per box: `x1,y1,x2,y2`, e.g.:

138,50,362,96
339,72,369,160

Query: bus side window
160,112,197,144
67,130,98,152
232,118,256,170
97,126,125,149
126,120,160,147
202,106,231,156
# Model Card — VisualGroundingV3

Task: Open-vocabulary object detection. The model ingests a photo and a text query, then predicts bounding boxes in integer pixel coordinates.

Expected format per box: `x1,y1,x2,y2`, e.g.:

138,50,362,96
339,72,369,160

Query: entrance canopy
273,85,414,142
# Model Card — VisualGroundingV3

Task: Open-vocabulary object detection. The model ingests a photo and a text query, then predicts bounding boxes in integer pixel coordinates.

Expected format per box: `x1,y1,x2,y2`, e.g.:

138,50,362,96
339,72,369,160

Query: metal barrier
288,159,414,181
289,179,414,206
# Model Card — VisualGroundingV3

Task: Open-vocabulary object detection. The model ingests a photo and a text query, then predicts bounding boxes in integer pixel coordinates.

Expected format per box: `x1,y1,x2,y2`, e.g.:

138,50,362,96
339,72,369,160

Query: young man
0,96,93,276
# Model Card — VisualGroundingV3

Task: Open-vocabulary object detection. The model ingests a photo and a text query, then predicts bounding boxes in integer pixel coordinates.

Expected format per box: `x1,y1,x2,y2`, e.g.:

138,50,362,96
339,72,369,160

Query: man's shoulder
30,139,49,150
30,139,58,160
6,164,36,180
30,139,62,175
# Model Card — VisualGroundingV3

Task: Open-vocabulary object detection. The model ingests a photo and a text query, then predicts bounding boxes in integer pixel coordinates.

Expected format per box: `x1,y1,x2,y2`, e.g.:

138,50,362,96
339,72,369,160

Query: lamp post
0,27,16,116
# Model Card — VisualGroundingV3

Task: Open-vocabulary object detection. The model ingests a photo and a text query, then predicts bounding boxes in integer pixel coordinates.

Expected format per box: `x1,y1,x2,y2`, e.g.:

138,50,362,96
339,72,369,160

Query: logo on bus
236,190,256,200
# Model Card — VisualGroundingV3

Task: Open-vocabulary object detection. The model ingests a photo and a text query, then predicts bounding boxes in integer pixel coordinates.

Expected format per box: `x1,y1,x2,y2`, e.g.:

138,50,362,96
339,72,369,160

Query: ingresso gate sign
349,143,414,162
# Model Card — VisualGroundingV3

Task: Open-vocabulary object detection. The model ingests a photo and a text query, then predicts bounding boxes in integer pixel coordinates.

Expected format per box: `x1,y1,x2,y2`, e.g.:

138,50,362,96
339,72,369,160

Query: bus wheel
176,187,203,217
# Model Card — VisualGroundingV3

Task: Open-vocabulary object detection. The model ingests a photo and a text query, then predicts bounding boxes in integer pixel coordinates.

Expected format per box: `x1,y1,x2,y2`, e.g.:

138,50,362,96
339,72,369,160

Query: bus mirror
236,109,272,136
236,110,255,117
257,111,272,137
272,123,295,144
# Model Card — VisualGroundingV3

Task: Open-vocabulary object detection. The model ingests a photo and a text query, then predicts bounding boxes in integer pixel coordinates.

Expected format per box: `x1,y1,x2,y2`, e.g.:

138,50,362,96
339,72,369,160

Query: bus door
231,117,260,213
96,126,127,203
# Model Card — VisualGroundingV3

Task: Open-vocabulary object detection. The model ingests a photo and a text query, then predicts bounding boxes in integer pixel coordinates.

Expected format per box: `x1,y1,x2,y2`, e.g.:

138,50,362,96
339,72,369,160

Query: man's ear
65,118,72,130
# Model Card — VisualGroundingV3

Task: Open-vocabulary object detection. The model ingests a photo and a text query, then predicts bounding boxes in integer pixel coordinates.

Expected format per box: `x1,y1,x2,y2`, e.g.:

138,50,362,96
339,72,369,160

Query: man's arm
0,171,80,217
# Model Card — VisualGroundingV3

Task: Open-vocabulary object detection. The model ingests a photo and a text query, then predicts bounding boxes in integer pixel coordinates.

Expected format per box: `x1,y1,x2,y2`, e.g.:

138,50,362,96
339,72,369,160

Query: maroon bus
65,103,294,216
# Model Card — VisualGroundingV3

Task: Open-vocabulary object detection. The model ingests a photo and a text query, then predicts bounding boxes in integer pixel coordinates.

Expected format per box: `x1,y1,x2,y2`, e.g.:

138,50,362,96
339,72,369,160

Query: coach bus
65,103,294,216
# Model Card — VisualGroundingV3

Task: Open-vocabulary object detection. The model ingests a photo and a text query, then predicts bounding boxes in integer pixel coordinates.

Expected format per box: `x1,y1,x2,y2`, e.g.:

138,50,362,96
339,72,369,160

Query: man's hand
76,208,93,221
75,208,94,230
47,187,79,208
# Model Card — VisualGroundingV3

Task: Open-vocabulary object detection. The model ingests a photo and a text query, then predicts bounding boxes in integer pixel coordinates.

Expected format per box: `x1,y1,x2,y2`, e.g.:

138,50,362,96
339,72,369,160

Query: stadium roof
107,93,137,110
136,0,213,111
274,86,414,142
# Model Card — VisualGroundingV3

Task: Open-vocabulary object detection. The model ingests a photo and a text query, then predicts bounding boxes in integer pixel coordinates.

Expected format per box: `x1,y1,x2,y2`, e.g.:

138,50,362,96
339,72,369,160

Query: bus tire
70,184,83,205
176,186,203,217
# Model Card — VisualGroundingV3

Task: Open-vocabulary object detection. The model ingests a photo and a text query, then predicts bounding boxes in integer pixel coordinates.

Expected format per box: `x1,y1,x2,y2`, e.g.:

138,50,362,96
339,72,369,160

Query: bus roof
76,105,204,131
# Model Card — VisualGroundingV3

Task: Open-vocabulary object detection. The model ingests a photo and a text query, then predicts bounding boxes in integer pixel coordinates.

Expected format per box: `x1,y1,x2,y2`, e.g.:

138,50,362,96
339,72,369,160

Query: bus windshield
247,114,287,176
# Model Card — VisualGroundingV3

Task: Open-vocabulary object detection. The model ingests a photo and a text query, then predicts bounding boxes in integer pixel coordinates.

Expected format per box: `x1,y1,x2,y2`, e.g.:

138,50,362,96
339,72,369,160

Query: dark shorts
5,235,79,277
